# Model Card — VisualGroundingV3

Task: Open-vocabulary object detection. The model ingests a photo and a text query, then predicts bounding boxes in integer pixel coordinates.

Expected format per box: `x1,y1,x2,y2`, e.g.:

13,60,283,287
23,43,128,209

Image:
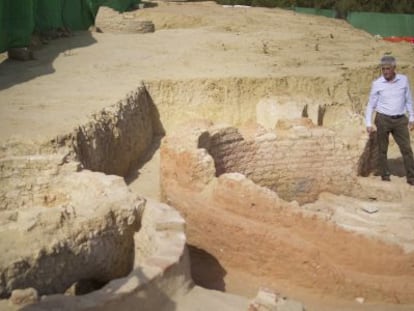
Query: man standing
365,55,414,185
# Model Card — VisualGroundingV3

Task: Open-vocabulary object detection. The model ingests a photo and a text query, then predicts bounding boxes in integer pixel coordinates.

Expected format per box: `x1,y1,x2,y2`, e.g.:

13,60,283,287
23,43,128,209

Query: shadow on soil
139,1,158,9
388,157,406,177
125,135,163,184
0,31,96,91
188,245,227,292
20,268,177,311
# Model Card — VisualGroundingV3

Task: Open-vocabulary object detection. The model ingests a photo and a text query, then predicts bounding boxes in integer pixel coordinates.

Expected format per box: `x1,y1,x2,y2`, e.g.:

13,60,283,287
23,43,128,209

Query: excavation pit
1,79,414,310
2,3,414,308
160,120,414,304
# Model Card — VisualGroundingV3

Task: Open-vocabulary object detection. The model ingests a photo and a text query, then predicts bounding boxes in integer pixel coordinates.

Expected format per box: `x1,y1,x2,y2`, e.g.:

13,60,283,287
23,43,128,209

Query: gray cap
380,55,396,66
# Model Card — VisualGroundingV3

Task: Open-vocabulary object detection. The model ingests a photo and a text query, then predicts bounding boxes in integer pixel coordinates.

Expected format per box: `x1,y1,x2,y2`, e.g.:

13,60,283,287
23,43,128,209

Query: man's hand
409,122,414,131
366,126,375,135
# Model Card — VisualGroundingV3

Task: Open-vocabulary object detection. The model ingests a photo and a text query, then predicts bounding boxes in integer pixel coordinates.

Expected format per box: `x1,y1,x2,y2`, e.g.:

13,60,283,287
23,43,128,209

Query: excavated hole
2,69,413,305
68,74,411,303
145,73,414,304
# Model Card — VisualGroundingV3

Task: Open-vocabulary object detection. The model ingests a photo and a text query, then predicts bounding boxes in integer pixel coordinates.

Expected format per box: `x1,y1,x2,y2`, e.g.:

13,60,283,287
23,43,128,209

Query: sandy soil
1,1,414,310
1,1,413,142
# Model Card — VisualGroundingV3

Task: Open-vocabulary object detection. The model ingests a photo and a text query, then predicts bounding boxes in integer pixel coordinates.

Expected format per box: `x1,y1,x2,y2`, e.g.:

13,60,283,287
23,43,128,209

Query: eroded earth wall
144,67,414,133
71,85,164,176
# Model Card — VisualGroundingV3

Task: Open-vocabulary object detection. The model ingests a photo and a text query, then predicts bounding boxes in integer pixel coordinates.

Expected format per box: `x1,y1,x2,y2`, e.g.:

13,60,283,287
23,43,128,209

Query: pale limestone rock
10,288,38,305
248,288,305,311
0,155,145,297
361,204,379,214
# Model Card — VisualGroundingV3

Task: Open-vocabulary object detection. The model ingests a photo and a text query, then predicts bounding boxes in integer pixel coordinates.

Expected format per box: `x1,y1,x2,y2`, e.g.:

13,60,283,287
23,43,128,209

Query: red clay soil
170,186,414,306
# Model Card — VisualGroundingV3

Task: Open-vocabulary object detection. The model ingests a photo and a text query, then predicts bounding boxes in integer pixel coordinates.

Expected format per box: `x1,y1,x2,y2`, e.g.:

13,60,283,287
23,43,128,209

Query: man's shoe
407,180,414,186
381,175,391,181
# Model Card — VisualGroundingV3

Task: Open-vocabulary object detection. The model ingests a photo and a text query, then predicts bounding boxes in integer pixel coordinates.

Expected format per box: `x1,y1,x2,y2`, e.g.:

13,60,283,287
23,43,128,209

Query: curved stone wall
179,120,361,204
19,200,191,311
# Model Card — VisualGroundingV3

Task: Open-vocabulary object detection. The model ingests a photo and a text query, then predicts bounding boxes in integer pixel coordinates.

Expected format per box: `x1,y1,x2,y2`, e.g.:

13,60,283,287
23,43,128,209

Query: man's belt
378,112,405,119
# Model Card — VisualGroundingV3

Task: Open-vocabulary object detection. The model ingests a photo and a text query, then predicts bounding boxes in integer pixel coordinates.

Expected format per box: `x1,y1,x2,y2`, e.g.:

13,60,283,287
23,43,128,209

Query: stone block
10,288,39,305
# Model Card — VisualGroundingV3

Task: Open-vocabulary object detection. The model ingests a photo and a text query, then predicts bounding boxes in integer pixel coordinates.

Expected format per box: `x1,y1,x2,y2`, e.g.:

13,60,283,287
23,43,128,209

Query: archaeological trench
1,70,414,310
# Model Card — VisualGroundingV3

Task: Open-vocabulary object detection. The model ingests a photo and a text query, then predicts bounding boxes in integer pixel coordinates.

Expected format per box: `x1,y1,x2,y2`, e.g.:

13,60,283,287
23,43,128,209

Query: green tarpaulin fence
0,0,139,53
347,12,414,37
0,1,36,54
295,7,414,38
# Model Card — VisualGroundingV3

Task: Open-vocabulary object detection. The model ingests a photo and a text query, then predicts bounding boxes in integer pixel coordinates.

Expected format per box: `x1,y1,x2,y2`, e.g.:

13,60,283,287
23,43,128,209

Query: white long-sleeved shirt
365,73,414,127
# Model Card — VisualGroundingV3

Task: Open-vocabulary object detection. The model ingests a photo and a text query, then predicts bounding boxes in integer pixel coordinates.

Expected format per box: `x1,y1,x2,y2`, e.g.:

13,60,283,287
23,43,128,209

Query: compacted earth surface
1,1,414,311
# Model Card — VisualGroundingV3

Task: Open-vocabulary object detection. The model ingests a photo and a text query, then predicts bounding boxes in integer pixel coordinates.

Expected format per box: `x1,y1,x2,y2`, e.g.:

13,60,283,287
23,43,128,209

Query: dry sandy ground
1,1,414,311
1,1,413,142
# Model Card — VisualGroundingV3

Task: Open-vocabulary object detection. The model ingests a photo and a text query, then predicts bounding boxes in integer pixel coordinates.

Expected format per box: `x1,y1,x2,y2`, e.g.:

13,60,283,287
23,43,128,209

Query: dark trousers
375,113,414,181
